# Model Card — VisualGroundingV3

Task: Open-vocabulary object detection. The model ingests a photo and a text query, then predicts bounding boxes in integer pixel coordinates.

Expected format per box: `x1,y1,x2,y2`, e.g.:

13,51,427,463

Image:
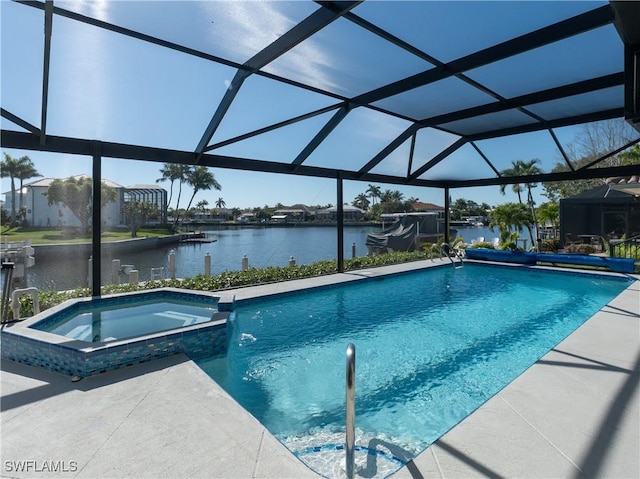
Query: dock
179,232,216,243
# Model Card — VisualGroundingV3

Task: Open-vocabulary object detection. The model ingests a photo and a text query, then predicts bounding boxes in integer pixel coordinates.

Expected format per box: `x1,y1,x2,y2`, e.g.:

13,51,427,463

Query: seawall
32,234,183,261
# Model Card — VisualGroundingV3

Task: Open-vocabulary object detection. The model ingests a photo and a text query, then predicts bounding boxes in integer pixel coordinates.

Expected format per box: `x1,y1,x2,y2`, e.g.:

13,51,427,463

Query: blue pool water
196,264,632,477
31,292,218,342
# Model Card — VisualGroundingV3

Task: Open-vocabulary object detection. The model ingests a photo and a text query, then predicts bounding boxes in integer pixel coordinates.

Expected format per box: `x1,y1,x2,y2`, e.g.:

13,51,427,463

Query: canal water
24,225,496,292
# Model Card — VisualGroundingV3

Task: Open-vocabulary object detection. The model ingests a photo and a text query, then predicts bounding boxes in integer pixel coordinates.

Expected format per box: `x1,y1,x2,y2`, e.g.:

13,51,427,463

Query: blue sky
1,0,623,210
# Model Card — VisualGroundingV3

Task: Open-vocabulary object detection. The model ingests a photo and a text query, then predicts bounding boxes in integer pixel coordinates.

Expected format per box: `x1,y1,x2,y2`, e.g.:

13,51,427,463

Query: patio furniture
565,233,579,245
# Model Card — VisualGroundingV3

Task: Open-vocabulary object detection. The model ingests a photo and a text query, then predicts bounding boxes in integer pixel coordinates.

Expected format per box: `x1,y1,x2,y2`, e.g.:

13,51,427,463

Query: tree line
351,185,418,217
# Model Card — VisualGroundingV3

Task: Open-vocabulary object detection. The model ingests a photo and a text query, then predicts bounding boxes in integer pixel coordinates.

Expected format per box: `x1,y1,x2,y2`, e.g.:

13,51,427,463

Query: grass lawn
1,227,175,245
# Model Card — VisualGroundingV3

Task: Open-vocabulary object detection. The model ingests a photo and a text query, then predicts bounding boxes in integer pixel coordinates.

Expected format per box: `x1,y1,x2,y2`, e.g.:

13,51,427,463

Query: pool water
32,297,217,342
196,264,631,478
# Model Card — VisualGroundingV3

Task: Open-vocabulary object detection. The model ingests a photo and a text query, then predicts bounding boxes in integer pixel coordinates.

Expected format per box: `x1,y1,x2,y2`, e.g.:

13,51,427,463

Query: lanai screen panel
1,0,636,187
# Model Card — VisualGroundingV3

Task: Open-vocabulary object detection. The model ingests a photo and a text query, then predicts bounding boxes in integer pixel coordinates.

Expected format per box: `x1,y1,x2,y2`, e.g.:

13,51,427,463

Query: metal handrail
11,287,39,320
440,243,464,268
609,235,640,261
346,343,356,479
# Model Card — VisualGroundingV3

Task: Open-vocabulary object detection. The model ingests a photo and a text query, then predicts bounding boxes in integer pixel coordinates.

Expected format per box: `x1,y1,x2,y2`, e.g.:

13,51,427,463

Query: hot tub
1,288,231,378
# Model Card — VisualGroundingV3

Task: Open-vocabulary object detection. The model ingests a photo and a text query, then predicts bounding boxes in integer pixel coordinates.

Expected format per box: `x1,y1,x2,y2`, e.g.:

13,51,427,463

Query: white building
2,176,167,228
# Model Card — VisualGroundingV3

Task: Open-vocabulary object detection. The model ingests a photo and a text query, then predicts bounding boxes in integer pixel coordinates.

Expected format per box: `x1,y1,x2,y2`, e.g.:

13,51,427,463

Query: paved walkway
2,262,638,478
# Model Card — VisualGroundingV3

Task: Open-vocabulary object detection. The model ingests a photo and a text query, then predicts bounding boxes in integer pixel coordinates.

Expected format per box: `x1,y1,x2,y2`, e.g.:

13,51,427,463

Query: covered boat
366,212,454,254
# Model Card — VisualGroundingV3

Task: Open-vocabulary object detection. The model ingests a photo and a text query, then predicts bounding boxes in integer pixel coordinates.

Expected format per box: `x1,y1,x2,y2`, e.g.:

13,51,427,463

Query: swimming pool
196,264,633,478
1,289,230,377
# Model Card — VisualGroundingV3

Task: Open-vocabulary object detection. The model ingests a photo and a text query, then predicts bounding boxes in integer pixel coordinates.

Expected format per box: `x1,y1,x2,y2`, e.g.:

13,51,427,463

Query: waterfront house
237,212,256,223
192,208,234,222
316,204,366,221
411,201,444,212
272,208,306,222
2,176,167,228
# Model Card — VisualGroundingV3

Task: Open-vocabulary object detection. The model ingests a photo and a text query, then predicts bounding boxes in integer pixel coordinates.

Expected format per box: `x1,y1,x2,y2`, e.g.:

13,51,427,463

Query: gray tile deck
1,261,638,478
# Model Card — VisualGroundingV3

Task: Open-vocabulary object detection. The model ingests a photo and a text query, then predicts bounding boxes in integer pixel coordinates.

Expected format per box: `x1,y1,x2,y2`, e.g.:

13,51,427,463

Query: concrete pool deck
1,260,639,478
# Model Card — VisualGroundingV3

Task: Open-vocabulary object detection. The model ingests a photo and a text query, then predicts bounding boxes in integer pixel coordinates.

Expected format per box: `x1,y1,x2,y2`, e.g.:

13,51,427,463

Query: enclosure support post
91,142,102,298
337,175,344,273
444,186,451,245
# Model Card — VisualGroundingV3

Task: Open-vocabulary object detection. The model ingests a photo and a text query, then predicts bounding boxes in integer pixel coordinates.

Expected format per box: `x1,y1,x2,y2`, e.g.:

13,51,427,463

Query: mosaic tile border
2,318,227,377
294,443,406,465
1,288,228,378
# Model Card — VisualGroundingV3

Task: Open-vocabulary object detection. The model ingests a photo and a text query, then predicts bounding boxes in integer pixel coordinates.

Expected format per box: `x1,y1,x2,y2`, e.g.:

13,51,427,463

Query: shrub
468,241,495,249
541,238,560,253
565,243,596,255
3,251,432,318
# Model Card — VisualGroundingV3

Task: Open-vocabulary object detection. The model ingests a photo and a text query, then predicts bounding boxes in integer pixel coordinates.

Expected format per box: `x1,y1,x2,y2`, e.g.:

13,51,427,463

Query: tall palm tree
215,197,226,208
390,190,405,203
17,160,42,214
1,153,40,225
156,163,184,208
179,166,221,225
1,153,20,224
499,168,524,203
163,164,192,228
366,184,382,206
499,159,542,248
380,189,393,204
353,193,370,211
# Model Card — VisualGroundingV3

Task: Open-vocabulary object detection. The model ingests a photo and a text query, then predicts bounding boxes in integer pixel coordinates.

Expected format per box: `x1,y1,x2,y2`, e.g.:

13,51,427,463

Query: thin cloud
198,1,343,93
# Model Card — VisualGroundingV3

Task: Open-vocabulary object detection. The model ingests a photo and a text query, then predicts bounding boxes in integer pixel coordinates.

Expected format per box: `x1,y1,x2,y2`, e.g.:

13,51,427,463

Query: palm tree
180,166,221,225
215,197,226,208
166,164,192,228
1,153,40,225
380,189,393,204
489,202,533,249
366,184,382,206
390,190,405,203
499,168,525,203
195,199,209,212
537,202,560,237
353,193,370,211
499,159,542,248
156,163,185,208
17,160,42,215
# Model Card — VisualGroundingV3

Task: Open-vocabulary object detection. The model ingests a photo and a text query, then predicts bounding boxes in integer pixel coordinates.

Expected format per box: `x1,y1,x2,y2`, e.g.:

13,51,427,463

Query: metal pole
337,174,344,273
346,343,356,479
444,186,450,245
112,259,121,284
168,249,176,279
1,262,15,323
92,142,102,298
204,252,211,276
